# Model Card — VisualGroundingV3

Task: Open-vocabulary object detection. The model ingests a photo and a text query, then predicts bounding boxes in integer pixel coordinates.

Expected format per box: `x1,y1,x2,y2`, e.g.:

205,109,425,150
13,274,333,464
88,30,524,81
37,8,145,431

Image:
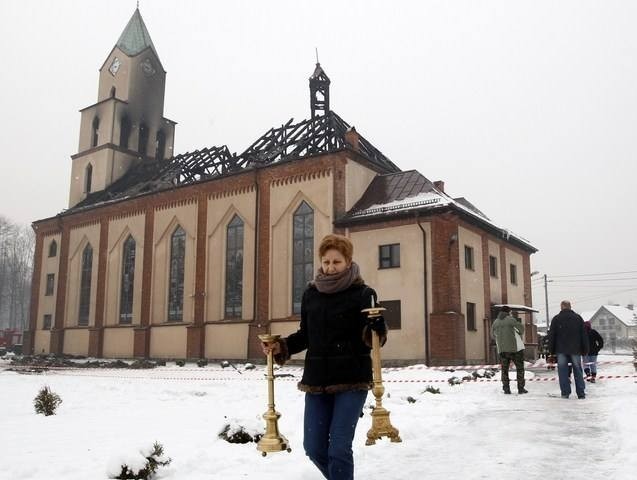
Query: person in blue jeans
262,234,387,479
547,300,589,399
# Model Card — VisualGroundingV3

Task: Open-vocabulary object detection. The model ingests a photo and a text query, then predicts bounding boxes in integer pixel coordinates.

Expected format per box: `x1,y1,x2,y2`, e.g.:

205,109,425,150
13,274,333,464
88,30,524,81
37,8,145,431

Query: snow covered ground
1,354,635,479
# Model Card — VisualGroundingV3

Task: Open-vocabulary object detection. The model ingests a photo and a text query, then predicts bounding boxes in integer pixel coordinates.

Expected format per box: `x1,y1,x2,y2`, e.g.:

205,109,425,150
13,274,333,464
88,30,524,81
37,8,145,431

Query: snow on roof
600,305,637,326
580,310,597,322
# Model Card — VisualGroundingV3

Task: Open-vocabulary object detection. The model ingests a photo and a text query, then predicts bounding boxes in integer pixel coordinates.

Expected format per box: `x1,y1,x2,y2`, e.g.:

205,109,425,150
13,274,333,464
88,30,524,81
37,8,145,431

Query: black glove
368,316,387,335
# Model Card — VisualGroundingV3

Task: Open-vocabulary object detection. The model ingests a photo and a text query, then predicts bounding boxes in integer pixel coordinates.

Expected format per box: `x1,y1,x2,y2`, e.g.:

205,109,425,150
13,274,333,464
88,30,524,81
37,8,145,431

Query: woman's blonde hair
318,234,353,263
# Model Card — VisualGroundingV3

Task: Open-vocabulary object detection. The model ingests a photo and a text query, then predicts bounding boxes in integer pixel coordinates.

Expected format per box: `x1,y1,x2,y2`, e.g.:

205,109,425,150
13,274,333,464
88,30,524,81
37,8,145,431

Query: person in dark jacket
262,234,387,480
547,300,589,399
583,320,604,382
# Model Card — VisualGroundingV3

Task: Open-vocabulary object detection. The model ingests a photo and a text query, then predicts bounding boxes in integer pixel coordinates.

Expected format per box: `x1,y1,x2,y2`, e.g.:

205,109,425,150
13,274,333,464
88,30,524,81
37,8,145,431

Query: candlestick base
366,406,402,445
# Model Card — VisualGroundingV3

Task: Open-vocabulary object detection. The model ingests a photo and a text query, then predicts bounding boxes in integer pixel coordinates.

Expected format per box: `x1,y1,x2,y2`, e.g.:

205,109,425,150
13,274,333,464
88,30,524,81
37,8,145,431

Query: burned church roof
70,111,399,213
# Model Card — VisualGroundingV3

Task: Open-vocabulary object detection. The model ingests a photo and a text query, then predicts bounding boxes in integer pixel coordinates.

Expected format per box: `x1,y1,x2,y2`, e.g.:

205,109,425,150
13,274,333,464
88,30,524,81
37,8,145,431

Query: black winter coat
282,283,380,393
547,309,589,356
587,328,604,355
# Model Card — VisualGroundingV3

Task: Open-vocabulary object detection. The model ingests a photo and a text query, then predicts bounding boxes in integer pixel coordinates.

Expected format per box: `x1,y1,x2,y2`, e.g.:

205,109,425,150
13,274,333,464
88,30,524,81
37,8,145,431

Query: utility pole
544,274,550,330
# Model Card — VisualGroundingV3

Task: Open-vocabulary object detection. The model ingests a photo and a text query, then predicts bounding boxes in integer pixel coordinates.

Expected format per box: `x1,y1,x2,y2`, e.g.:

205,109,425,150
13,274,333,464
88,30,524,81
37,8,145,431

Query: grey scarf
313,262,363,294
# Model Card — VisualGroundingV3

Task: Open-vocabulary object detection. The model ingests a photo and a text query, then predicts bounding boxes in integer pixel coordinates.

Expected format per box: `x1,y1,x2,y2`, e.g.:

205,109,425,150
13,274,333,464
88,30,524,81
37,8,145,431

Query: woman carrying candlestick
262,234,387,480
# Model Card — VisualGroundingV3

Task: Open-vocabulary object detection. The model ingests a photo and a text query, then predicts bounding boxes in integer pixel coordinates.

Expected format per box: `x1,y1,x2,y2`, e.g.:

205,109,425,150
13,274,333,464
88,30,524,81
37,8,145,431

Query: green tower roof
116,8,157,57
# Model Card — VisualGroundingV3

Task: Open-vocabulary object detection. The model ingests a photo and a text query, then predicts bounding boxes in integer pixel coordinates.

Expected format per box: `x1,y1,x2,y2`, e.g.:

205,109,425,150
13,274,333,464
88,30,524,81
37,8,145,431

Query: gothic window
168,226,186,322
119,235,136,324
84,164,93,193
225,215,244,318
78,243,93,326
120,116,131,149
91,117,99,147
45,274,55,296
292,201,314,314
155,130,166,161
48,240,57,258
138,123,149,155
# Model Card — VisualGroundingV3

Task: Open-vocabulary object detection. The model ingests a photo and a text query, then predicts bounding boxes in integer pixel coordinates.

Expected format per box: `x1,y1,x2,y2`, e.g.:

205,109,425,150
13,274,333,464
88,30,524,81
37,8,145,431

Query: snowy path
0,355,634,479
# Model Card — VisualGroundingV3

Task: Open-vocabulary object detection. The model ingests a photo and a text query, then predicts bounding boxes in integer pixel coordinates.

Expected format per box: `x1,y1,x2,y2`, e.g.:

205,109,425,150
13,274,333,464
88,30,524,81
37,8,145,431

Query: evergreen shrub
34,386,62,416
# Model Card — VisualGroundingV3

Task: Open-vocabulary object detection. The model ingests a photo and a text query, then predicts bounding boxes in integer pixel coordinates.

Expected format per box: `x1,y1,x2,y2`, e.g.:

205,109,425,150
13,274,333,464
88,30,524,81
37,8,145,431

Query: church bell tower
68,8,176,207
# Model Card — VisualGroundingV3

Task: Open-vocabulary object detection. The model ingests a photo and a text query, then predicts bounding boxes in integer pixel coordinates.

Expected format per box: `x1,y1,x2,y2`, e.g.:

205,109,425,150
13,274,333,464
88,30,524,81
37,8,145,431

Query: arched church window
119,235,136,324
225,215,244,318
168,226,186,322
79,243,93,326
292,201,314,314
155,130,166,161
84,164,93,194
120,116,131,149
91,117,100,147
138,123,149,155
48,240,58,258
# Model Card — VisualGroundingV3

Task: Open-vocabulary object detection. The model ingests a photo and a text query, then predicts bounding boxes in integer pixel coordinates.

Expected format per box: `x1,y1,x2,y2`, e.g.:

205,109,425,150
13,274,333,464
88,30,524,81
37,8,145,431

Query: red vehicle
0,329,22,354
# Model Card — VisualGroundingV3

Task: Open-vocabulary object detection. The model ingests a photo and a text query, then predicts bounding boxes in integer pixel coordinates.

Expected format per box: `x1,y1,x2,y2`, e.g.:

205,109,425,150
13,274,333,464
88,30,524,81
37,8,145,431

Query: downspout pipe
416,213,430,366
252,166,260,330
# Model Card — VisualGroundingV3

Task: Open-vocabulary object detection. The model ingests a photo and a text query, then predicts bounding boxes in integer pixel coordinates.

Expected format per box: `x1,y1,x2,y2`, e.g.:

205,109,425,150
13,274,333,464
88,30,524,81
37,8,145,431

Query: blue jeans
303,390,368,480
557,353,585,398
584,354,598,375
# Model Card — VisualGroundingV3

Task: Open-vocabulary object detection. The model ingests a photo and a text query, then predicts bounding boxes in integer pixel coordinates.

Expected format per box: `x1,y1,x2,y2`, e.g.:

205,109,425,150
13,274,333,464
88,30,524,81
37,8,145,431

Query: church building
24,8,538,365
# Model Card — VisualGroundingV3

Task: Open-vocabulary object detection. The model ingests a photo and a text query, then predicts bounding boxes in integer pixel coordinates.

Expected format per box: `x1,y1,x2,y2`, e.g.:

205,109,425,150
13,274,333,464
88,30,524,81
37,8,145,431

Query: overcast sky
1,0,636,320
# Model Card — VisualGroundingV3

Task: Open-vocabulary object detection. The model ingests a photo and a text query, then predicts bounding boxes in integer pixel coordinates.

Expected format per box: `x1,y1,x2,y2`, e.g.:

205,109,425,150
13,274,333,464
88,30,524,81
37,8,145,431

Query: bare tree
0,216,34,331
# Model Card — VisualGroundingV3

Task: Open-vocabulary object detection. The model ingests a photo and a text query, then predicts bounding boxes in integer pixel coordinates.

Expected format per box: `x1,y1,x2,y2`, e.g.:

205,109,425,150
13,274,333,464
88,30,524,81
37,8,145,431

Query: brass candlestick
361,303,402,446
257,333,291,456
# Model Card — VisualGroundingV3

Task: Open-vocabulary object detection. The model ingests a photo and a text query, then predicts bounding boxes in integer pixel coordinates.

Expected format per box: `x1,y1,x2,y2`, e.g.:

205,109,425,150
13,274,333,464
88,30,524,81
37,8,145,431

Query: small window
138,123,149,155
43,314,52,330
155,130,166,161
381,300,401,330
510,264,518,285
48,240,58,258
84,164,93,193
489,255,498,277
464,246,474,270
91,117,100,147
608,318,615,325
120,116,131,149
379,244,400,269
45,274,55,296
599,319,606,326
466,302,476,331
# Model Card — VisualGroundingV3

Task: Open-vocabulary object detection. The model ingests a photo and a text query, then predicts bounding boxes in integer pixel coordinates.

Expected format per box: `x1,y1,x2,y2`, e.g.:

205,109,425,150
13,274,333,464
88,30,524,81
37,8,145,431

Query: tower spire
309,59,330,118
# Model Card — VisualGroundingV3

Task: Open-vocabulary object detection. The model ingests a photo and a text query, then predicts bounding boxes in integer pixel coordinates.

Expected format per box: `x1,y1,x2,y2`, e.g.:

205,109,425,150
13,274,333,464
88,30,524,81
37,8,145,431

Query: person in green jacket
491,306,527,395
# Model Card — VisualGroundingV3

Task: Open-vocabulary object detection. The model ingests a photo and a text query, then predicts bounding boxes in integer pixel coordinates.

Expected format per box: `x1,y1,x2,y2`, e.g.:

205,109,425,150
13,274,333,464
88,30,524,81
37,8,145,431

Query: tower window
466,302,477,331
168,226,186,322
110,86,116,98
225,215,244,319
292,201,314,314
45,274,55,296
78,243,93,326
489,255,498,277
120,116,131,149
155,130,166,160
138,123,149,155
119,235,136,324
84,164,93,193
91,117,99,147
48,240,58,258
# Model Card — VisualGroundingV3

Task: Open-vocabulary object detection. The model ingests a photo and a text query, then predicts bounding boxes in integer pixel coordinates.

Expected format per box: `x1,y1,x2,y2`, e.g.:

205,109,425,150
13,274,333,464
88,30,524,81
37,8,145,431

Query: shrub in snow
197,359,208,368
108,442,171,480
447,376,462,386
218,418,263,444
34,386,62,416
244,363,256,370
423,386,441,394
406,396,417,403
176,360,185,367
220,360,230,368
